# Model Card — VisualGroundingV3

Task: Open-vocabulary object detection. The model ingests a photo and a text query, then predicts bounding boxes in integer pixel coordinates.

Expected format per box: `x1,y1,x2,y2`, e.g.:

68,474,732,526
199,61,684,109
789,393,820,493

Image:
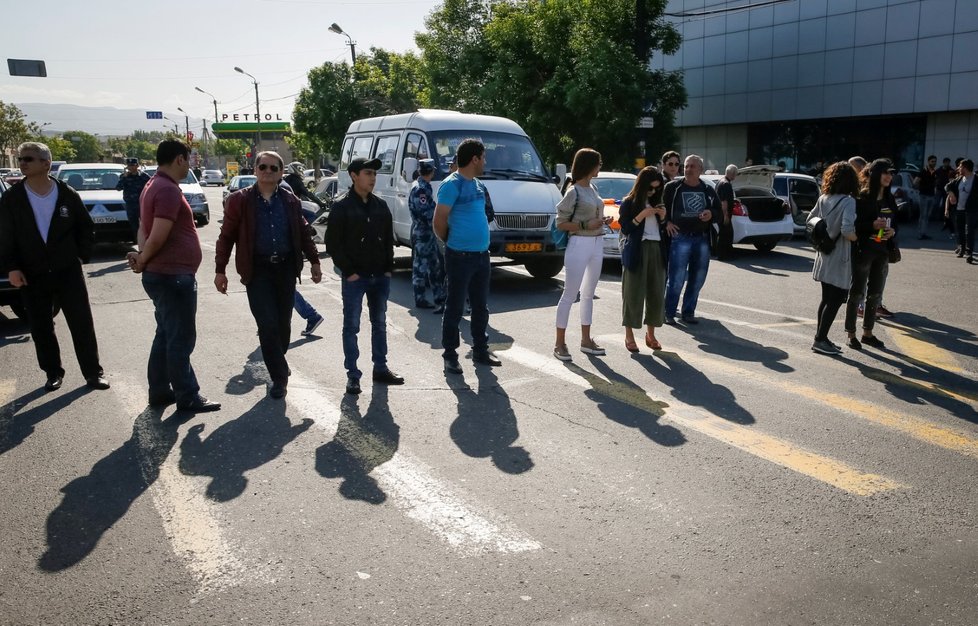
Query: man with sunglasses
327,157,404,395
216,151,322,399
0,142,110,391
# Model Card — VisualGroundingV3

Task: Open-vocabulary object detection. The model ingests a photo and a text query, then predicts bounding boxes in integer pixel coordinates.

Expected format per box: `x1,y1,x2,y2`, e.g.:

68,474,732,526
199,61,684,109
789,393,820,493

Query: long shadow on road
316,386,399,504
683,318,794,373
38,405,190,572
1,386,93,456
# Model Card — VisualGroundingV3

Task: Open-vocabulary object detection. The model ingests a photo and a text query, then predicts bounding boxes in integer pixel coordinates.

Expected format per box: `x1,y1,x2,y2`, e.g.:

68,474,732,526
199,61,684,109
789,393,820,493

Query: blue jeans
141,272,200,404
442,248,490,359
246,259,296,384
665,232,711,319
293,290,318,321
341,274,390,380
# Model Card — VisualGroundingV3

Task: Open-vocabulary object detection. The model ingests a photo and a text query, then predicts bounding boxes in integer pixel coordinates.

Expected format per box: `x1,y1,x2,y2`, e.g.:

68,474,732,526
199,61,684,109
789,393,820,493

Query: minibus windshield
429,130,549,182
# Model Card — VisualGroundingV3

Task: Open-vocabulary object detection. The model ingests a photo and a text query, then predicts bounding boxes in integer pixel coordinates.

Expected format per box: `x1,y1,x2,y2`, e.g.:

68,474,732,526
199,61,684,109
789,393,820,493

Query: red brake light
731,200,747,216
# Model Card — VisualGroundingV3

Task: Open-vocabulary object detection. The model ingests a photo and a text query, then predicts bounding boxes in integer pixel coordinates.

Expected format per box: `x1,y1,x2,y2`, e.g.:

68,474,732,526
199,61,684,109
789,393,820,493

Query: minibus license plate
93,216,116,224
505,243,542,253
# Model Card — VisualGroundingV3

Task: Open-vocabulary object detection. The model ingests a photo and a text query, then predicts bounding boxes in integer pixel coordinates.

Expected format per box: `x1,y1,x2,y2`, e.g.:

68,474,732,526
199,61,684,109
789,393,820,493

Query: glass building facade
654,0,978,172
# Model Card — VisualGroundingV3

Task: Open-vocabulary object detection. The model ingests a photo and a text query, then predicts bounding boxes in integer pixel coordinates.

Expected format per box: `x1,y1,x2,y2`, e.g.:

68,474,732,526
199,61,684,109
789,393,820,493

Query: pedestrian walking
433,139,502,375
662,154,720,324
326,157,405,395
0,142,110,391
116,156,150,243
617,166,668,352
280,169,326,337
553,148,610,361
946,159,977,263
215,151,322,399
126,139,220,411
409,158,445,311
844,159,897,350
807,162,859,355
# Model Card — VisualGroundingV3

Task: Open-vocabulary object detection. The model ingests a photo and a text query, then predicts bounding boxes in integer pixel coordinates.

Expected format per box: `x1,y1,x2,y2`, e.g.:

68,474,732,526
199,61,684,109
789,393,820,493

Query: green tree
214,138,249,159
38,135,77,161
62,130,103,162
0,101,36,162
417,0,685,168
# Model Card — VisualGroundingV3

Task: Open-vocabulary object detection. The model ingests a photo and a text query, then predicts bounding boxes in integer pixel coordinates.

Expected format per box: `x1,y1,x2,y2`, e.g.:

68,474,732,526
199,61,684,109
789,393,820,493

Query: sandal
624,338,640,353
645,332,662,351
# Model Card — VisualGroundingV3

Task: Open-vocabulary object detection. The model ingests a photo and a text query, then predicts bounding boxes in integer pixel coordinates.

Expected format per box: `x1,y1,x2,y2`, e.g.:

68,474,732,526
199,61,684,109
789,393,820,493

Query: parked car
0,168,11,178
49,161,67,176
561,171,637,260
223,175,257,207
199,169,225,186
889,170,919,221
701,166,793,252
4,169,24,184
57,163,130,243
143,166,210,226
313,175,339,206
773,172,820,234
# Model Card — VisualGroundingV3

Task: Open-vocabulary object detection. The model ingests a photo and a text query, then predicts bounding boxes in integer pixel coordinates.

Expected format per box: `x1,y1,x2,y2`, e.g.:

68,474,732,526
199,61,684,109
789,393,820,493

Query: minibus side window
373,134,400,174
338,137,354,171
351,136,374,162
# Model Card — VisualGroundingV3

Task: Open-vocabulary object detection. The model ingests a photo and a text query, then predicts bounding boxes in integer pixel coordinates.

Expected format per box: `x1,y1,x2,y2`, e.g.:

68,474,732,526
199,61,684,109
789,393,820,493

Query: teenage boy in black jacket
0,142,110,391
326,157,404,395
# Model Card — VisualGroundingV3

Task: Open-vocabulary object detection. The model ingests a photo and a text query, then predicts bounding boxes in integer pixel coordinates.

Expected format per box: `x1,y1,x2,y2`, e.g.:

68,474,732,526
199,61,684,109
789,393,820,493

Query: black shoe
373,369,405,385
956,248,965,258
416,299,435,309
346,377,361,395
664,316,677,325
270,381,287,399
433,305,445,314
472,351,502,366
968,256,975,265
444,358,463,375
148,390,177,406
681,316,699,325
847,336,862,350
85,376,111,390
44,375,63,391
177,396,222,412
861,335,885,349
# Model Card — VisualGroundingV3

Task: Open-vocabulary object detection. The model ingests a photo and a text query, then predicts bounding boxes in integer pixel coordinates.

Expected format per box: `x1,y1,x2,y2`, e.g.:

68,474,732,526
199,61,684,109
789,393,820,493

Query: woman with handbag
844,159,898,350
618,166,668,352
807,162,859,355
553,148,612,361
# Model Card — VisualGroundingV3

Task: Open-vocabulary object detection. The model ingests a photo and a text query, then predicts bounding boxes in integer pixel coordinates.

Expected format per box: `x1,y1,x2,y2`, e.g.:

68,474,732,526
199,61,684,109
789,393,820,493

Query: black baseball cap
348,157,382,173
126,157,139,165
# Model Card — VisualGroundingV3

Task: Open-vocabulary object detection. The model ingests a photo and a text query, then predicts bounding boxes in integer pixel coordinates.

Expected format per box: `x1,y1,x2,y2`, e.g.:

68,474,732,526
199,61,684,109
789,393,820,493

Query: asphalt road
1,185,977,625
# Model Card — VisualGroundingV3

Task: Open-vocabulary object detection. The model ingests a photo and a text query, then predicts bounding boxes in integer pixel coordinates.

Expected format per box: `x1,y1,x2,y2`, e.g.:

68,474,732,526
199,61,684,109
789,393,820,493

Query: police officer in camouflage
410,159,445,311
116,157,151,243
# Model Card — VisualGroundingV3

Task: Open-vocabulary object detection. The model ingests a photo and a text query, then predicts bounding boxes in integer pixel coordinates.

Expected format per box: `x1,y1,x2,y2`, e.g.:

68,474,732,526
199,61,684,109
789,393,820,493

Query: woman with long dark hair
807,162,859,354
618,166,668,351
553,148,611,361
844,159,897,350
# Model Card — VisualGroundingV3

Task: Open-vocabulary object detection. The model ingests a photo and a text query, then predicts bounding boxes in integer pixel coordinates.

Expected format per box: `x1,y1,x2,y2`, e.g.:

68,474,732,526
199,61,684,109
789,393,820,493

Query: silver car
199,169,225,186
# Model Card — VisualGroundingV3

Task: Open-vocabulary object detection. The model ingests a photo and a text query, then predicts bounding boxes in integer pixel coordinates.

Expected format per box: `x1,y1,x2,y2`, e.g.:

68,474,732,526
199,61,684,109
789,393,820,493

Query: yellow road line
501,346,903,496
882,321,964,373
678,352,978,460
0,379,15,409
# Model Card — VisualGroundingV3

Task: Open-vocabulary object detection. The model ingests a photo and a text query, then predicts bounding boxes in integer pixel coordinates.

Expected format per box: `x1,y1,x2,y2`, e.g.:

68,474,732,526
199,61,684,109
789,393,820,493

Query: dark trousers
845,250,887,334
22,262,103,379
341,274,391,380
246,258,296,384
955,210,978,255
441,248,490,359
141,271,200,405
125,202,140,243
716,220,734,259
815,281,848,341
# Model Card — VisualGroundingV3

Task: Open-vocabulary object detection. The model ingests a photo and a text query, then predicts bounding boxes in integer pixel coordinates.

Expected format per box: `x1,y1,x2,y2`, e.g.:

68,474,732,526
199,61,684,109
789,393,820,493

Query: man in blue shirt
433,139,502,374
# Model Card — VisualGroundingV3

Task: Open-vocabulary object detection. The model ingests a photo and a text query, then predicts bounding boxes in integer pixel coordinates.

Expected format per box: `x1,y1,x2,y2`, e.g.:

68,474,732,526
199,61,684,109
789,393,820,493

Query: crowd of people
0,138,973,407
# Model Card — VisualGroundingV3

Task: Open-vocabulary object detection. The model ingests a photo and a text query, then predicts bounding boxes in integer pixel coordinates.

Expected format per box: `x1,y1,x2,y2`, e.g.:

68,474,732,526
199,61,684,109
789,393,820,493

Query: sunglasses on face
17,155,40,163
665,161,679,167
257,163,280,172
647,184,661,193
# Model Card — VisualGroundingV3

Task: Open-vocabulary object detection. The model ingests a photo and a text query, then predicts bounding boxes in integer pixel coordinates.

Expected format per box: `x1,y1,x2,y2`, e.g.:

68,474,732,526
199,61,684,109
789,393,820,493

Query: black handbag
807,197,844,254
887,238,901,264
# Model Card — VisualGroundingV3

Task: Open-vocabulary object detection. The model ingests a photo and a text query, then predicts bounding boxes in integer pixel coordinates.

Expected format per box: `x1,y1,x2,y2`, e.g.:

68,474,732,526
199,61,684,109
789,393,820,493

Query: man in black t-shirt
714,164,738,260
914,155,938,239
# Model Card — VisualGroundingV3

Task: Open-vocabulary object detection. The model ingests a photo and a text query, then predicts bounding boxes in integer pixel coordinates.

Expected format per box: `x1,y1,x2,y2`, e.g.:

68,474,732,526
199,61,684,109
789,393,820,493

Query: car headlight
185,193,206,205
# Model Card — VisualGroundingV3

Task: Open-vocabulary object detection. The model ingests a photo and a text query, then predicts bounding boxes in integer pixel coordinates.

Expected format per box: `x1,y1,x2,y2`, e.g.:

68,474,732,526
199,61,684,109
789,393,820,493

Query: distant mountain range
16,102,210,138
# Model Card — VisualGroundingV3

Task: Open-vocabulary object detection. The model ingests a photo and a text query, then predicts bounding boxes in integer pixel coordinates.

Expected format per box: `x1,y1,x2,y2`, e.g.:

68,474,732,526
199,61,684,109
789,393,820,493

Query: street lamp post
234,66,262,155
328,23,357,67
195,86,220,125
163,116,179,135
176,107,190,141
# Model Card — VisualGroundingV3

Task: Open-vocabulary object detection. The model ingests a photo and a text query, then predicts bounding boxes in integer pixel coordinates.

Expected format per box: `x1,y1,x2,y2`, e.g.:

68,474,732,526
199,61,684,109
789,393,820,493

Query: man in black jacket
0,142,110,391
326,157,404,395
946,159,977,263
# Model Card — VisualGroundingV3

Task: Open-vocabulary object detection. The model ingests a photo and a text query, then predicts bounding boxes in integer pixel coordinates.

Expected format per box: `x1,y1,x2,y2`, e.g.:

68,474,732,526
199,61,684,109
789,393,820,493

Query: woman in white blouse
553,148,611,361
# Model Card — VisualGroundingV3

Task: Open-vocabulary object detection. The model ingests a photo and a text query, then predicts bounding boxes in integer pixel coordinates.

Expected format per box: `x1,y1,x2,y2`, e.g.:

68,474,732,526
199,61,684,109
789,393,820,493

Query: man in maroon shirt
127,140,220,412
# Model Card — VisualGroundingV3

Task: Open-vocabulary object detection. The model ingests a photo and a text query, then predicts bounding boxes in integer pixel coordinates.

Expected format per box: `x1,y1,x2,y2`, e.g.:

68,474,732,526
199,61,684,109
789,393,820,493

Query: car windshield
593,177,635,201
144,167,198,184
428,130,549,182
234,176,257,189
59,167,124,191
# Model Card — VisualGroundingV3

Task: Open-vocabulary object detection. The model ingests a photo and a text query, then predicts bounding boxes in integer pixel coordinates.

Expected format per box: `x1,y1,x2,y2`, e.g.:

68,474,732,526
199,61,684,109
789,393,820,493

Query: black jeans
845,249,888,334
441,248,490,359
815,282,848,341
955,210,978,255
141,271,200,405
246,258,296,384
22,262,103,379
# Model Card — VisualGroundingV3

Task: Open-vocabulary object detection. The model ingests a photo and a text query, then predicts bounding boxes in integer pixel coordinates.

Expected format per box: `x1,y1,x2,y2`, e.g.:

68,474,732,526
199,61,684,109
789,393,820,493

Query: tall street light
176,107,190,141
163,116,179,134
329,23,357,66
195,86,220,125
234,66,262,154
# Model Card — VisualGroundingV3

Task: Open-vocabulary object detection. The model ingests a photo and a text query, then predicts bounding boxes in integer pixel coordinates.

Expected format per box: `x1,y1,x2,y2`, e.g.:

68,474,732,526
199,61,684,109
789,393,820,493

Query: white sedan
199,170,225,186
701,166,794,252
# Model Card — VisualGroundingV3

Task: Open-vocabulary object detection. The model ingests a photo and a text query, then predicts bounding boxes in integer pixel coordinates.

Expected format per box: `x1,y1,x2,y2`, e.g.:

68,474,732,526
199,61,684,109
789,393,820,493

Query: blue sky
2,0,440,124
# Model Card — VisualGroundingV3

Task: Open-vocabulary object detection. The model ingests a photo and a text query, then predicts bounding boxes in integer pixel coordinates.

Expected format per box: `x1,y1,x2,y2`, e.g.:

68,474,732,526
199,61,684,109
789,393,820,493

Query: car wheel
524,257,564,279
753,241,778,252
197,213,210,226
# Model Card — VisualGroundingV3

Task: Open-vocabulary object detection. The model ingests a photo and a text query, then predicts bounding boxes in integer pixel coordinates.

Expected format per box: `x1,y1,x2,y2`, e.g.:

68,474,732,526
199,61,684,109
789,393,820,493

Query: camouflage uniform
409,176,445,306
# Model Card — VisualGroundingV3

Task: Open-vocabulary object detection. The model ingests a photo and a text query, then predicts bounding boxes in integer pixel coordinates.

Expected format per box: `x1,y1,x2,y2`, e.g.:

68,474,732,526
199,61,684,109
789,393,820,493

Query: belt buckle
269,254,281,263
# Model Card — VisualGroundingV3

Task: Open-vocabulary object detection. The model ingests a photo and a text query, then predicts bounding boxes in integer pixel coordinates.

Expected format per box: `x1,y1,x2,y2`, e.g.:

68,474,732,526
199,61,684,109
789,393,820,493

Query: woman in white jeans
554,148,611,361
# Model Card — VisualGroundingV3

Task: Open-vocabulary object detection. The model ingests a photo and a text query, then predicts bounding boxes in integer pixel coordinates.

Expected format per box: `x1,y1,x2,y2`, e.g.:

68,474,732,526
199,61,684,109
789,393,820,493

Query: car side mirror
555,163,567,182
402,157,418,181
